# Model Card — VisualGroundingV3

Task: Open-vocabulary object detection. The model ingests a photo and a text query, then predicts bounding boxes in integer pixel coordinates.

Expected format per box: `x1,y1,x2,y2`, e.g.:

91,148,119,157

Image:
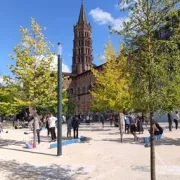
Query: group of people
124,112,164,141
168,111,180,131
66,115,80,139
29,113,57,144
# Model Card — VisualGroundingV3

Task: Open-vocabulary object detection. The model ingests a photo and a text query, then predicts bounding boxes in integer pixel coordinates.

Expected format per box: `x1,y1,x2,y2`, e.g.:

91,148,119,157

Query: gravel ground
0,122,180,180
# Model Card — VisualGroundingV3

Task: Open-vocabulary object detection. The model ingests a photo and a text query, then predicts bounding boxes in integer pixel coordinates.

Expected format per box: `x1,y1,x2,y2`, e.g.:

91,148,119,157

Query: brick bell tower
72,1,93,74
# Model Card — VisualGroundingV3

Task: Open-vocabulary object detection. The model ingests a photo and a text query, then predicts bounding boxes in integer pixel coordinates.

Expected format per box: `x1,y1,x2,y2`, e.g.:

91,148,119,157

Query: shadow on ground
0,138,55,156
0,139,24,147
79,128,111,132
99,137,180,146
0,159,88,180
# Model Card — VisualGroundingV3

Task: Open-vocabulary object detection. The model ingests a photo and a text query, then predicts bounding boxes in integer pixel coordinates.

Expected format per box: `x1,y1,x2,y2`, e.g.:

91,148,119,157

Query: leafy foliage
7,18,65,112
91,41,131,112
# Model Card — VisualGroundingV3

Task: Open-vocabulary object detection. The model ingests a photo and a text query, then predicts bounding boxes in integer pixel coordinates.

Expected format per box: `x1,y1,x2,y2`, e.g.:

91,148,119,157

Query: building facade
63,2,99,114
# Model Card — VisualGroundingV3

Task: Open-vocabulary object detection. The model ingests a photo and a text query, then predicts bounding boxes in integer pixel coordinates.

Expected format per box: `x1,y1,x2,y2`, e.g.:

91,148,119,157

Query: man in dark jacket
168,112,173,131
72,116,79,139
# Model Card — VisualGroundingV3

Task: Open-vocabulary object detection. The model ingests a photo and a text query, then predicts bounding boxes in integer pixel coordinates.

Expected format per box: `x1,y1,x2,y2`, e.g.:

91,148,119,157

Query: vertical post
57,42,62,156
150,112,155,180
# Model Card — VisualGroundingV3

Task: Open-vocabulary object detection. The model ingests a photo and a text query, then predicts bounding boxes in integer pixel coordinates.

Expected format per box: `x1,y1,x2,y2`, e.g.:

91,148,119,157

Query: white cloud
34,55,71,73
89,8,125,31
0,76,3,84
51,55,71,73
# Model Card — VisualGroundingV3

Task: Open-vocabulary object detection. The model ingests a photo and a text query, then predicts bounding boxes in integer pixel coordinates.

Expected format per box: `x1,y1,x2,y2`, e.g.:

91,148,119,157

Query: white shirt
174,113,180,120
48,116,57,128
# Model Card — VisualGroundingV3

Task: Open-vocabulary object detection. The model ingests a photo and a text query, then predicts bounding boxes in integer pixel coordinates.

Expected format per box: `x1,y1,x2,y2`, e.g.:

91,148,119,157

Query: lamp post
57,42,62,156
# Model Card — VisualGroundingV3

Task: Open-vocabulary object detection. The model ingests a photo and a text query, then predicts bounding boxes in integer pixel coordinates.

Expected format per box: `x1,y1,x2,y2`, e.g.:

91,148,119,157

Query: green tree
117,1,180,179
0,85,21,116
91,41,131,141
7,18,59,148
66,92,77,116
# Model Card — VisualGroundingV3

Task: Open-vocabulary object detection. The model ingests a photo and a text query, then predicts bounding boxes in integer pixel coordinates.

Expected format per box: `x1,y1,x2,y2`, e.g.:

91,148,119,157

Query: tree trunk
150,112,155,180
30,107,37,148
118,112,123,143
17,119,19,129
33,117,37,148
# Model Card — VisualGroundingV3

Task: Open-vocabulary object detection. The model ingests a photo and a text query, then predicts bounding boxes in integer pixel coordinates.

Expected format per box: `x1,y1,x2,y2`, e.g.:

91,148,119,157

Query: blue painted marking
50,137,87,149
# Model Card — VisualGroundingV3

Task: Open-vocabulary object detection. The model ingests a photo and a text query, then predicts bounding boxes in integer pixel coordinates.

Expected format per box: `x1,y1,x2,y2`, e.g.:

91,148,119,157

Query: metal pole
57,43,62,156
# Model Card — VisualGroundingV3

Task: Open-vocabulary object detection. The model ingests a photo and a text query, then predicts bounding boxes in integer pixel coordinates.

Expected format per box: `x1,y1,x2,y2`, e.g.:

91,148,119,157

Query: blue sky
0,0,128,78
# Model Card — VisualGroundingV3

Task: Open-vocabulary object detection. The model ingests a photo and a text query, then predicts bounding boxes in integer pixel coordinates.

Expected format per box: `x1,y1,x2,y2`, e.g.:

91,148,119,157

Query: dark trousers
47,128,50,136
168,120,172,131
36,129,41,144
50,127,56,140
73,127,78,139
125,124,130,134
174,119,178,129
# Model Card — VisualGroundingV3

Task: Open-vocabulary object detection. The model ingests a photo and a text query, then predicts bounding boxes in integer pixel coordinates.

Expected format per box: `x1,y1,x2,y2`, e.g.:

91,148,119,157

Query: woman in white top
174,111,180,130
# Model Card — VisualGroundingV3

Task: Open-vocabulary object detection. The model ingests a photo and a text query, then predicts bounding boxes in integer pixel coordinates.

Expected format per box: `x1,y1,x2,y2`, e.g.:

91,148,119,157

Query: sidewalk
0,123,180,180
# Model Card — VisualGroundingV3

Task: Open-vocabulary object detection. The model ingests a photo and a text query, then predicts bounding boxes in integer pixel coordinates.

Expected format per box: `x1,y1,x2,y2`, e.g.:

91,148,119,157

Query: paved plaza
0,123,180,180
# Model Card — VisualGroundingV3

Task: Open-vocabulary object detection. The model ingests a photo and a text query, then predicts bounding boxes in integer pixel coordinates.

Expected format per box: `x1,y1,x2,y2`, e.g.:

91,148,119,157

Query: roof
78,1,87,24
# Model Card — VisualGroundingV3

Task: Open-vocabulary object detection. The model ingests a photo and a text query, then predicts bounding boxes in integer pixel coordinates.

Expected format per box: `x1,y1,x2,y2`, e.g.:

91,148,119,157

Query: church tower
72,1,93,74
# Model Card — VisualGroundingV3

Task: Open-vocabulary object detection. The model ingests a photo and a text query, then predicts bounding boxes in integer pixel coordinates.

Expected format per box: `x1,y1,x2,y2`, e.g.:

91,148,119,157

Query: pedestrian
173,111,180,130
136,115,144,134
86,115,90,125
129,112,138,141
48,113,57,142
46,114,50,136
167,112,173,131
101,114,105,128
67,116,73,137
34,114,42,144
72,116,79,138
109,115,113,127
124,115,130,134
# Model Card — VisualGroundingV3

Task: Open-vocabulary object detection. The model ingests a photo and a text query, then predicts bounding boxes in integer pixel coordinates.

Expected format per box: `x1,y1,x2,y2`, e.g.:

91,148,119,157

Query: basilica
63,2,101,114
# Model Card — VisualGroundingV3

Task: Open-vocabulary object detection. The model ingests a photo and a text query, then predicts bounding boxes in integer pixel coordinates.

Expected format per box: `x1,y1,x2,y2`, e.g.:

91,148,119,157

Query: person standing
34,114,42,144
109,115,113,127
48,114,57,142
124,115,130,134
173,111,180,130
101,114,105,128
72,116,79,138
67,116,73,137
167,112,173,131
86,115,90,125
129,112,138,141
46,115,50,136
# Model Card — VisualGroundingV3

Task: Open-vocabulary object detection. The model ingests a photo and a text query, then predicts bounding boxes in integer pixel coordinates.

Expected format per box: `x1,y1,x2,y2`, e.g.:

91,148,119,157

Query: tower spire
78,0,87,24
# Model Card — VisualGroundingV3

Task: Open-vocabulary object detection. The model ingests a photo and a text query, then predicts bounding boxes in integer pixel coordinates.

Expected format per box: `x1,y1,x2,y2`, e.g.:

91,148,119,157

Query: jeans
36,129,41,144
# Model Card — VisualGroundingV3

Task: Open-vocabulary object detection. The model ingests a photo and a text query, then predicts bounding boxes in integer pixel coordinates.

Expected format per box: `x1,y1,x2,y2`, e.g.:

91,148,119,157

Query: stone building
63,2,100,114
